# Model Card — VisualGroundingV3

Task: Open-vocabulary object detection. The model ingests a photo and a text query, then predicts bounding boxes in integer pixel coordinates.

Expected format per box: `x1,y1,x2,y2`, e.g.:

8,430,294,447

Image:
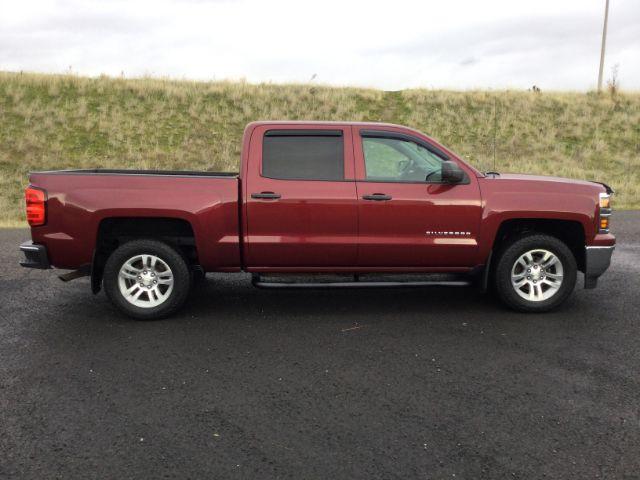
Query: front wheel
493,234,577,313
103,239,191,320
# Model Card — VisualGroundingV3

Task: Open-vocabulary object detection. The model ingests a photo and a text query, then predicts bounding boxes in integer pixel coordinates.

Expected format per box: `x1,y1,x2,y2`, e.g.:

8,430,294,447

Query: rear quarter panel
28,173,241,271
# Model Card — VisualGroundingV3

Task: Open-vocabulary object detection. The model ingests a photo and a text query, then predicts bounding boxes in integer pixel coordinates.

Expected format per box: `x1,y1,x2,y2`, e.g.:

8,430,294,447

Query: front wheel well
491,219,586,272
92,217,198,293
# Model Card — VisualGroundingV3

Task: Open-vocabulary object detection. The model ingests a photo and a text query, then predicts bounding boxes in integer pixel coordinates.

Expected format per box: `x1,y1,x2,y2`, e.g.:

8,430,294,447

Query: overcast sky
1,0,639,90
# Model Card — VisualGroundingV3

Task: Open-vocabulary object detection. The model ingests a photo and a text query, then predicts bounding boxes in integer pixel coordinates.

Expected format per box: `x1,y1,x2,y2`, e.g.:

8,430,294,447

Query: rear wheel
103,239,191,320
494,234,577,312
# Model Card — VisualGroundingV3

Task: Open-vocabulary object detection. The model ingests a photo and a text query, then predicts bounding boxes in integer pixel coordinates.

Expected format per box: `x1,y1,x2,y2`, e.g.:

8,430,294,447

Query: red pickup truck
20,121,615,319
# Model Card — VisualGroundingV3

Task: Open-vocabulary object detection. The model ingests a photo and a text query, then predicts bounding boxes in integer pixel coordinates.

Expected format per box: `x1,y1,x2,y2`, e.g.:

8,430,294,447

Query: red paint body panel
244,124,358,268
352,125,483,268
28,173,241,271
26,121,614,274
476,173,612,263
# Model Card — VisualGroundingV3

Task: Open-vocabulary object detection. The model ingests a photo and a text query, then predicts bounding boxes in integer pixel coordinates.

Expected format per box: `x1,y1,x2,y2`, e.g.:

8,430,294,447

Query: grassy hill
1,71,638,225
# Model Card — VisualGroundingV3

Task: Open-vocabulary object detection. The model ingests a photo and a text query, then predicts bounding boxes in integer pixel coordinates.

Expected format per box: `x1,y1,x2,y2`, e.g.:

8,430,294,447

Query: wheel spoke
545,272,563,281
131,288,144,301
123,261,141,273
156,288,169,300
156,271,173,284
148,288,159,305
513,278,528,288
534,283,543,299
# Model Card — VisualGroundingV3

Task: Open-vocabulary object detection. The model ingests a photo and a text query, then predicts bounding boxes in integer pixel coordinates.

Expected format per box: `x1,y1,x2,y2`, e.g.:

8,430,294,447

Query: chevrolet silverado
19,121,615,319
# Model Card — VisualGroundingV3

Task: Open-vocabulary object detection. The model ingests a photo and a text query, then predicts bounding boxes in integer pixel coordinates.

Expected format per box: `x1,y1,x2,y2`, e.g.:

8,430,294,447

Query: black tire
493,234,577,313
103,239,191,320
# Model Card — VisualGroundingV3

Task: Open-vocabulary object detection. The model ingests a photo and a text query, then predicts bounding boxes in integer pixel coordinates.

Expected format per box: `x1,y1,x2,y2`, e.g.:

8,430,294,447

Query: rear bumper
19,241,51,269
584,245,614,289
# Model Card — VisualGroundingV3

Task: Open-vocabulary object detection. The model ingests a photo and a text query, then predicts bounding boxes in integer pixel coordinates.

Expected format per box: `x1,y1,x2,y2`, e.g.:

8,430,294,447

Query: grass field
1,71,638,225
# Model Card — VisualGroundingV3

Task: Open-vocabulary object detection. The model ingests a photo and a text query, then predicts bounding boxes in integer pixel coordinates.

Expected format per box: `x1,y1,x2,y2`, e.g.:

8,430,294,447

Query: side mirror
440,161,465,184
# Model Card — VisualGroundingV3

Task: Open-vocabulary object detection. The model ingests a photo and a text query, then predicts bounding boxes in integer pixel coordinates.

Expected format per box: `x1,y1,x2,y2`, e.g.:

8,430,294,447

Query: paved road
1,213,639,479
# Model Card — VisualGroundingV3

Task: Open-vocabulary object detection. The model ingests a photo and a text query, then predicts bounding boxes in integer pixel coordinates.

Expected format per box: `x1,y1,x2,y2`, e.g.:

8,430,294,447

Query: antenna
493,96,498,171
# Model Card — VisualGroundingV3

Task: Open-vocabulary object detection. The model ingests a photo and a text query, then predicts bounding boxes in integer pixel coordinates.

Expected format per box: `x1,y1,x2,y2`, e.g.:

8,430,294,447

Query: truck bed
27,169,241,271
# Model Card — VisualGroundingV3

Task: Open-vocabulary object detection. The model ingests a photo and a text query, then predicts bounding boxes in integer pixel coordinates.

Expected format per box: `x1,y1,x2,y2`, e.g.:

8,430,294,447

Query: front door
245,125,358,269
354,128,482,268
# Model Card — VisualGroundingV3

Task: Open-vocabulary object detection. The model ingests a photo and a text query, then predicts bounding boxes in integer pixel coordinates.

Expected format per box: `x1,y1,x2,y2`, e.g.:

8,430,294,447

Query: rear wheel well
491,219,585,272
92,217,198,293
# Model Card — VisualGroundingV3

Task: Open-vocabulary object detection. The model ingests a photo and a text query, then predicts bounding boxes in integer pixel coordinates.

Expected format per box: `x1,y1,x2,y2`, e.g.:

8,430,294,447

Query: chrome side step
251,274,472,289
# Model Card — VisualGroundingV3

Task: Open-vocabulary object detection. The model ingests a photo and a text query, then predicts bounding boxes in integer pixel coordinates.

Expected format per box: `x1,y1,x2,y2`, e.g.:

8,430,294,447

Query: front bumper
584,245,614,289
19,241,50,269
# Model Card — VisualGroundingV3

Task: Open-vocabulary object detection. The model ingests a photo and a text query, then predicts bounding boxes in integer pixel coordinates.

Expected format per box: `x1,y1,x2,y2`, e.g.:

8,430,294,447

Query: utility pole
597,0,610,92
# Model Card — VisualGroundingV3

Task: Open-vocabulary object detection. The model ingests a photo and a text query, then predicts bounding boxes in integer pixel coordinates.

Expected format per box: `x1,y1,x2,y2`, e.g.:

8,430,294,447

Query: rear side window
262,131,344,180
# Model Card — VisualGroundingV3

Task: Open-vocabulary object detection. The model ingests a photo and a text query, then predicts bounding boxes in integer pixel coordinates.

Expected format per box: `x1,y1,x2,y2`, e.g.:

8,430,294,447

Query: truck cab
242,122,482,270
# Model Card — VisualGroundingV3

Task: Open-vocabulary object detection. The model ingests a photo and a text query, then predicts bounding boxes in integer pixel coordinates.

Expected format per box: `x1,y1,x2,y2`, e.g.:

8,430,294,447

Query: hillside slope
1,72,638,225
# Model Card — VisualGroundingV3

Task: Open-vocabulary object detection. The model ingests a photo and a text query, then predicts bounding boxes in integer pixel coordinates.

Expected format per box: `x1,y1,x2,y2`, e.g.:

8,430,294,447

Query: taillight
598,192,612,233
25,186,46,226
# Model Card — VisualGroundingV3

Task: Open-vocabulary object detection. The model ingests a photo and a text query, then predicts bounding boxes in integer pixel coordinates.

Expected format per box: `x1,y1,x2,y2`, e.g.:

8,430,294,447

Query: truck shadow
42,271,588,330
178,273,566,325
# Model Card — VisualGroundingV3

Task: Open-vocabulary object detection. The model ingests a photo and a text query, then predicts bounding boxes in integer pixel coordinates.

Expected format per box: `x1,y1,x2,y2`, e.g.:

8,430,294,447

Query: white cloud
0,0,638,90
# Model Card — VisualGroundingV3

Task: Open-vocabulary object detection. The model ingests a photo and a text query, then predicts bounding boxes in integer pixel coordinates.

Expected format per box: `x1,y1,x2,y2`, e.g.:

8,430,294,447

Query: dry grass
1,71,638,225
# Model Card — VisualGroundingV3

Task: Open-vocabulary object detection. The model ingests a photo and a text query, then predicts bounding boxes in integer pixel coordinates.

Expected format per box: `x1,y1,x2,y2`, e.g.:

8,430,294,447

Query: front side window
262,131,344,180
362,136,444,182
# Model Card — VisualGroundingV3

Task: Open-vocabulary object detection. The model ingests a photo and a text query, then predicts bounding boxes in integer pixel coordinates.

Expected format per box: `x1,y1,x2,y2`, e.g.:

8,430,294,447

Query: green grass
1,71,638,225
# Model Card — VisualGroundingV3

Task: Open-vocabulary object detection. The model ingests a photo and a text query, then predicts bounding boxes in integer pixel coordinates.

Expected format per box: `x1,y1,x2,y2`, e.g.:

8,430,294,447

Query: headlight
598,192,612,233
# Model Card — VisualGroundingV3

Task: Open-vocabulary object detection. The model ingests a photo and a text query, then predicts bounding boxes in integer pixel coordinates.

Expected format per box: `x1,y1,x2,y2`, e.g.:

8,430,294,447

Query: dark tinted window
262,132,344,180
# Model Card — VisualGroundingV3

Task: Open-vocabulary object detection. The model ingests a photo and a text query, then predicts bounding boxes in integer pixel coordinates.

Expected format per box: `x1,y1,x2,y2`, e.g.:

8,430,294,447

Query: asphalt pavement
1,212,639,479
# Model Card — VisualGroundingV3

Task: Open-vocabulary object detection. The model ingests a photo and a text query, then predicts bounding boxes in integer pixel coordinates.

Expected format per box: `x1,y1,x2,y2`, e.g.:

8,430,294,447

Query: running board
251,274,471,289
58,266,91,282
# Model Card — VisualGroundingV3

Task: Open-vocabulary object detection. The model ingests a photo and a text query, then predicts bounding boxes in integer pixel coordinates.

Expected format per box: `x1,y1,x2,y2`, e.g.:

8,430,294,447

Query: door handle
362,193,392,201
251,192,281,200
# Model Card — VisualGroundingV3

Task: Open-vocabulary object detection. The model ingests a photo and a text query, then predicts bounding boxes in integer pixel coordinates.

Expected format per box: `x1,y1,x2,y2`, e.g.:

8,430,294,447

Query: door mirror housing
440,161,465,184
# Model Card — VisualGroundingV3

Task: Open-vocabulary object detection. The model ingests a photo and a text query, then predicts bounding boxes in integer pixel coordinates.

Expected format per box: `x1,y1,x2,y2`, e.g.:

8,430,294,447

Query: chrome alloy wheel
118,254,174,308
511,249,564,302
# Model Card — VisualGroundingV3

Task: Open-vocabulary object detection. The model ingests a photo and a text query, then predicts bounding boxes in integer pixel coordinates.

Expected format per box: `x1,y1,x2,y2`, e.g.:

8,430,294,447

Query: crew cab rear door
244,125,358,268
354,127,482,268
